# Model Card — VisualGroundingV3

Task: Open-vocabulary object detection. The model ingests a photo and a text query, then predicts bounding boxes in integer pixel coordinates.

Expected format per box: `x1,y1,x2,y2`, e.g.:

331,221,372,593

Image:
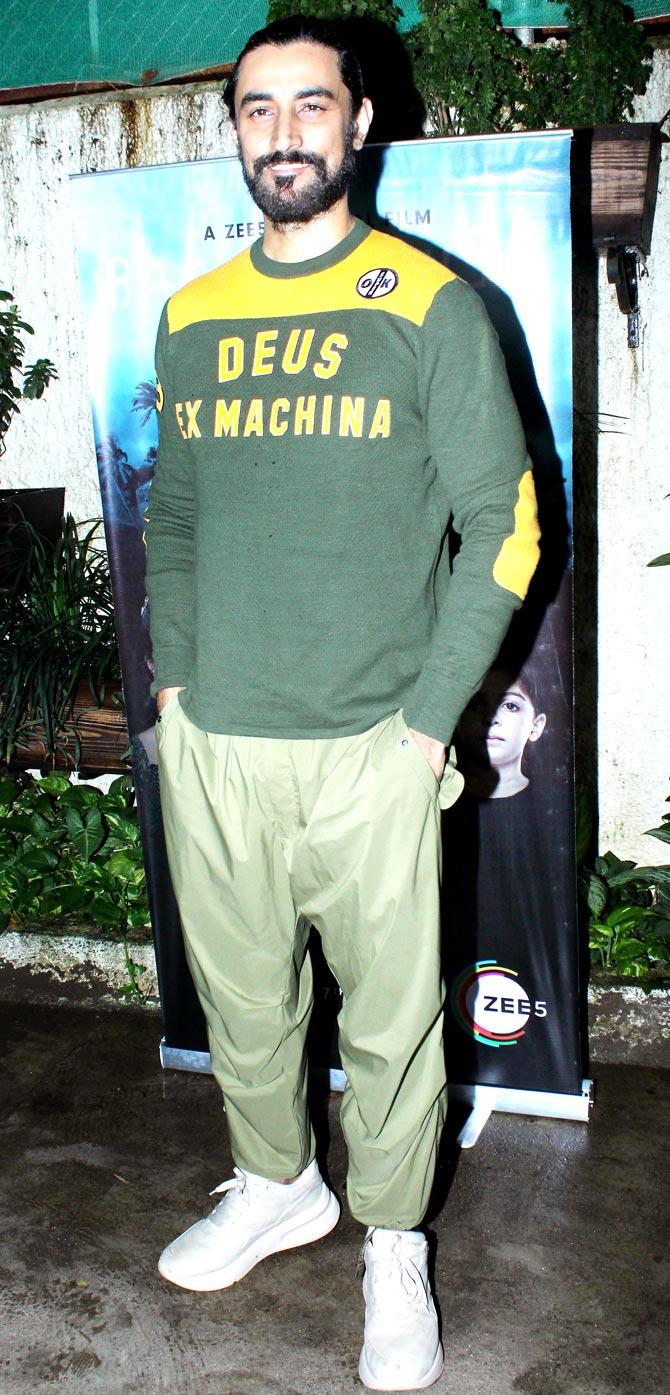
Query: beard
241,129,358,225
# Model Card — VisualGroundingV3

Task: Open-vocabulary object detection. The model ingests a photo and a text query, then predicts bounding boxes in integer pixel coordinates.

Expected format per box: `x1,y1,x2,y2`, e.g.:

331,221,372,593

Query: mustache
253,150,328,177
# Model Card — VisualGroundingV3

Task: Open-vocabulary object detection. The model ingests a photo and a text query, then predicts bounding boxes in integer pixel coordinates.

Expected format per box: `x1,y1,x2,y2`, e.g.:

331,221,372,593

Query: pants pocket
155,690,183,749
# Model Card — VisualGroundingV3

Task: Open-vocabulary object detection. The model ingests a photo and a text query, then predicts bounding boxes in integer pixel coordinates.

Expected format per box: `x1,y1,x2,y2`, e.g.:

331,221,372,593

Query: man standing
145,16,539,1390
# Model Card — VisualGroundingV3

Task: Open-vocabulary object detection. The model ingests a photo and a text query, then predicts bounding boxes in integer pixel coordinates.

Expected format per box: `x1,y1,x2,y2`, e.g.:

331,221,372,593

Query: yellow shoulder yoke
167,228,456,333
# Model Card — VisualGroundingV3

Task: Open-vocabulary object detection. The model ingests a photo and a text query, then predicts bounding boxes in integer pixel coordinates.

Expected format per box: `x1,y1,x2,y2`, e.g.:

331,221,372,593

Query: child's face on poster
459,671,546,771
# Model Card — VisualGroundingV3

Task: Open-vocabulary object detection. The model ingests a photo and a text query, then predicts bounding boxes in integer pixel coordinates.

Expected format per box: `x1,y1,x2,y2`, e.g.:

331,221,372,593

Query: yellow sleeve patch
492,469,541,600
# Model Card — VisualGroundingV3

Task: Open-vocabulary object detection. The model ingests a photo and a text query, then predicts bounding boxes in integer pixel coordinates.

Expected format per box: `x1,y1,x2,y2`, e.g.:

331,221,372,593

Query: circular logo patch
356,268,399,299
450,960,548,1048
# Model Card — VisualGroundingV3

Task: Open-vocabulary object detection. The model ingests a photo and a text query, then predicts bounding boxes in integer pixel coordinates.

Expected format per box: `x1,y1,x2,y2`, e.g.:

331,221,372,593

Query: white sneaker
158,1158,340,1291
358,1227,444,1391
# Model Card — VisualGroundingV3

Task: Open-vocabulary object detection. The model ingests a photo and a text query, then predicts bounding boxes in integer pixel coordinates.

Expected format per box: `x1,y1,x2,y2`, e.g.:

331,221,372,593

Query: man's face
233,40,371,225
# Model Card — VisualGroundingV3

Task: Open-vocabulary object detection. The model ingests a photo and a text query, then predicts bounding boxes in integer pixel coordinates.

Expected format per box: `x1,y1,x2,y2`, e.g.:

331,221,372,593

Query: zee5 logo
451,960,548,1048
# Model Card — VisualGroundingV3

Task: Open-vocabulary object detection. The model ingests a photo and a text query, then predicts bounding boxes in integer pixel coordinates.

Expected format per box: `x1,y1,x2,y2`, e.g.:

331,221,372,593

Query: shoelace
362,1231,430,1308
205,1166,255,1221
210,1166,247,1199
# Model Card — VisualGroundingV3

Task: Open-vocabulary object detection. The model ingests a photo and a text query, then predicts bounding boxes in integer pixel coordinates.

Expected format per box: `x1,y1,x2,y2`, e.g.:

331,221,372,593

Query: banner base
452,1079,594,1148
159,1041,213,1074
160,1046,593,1147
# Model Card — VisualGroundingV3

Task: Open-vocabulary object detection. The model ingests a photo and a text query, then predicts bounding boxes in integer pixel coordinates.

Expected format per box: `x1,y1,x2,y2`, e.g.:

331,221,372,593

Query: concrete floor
0,1001,667,1395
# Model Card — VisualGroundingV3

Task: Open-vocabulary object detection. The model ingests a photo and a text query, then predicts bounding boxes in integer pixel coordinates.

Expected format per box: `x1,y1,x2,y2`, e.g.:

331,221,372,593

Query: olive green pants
156,698,463,1229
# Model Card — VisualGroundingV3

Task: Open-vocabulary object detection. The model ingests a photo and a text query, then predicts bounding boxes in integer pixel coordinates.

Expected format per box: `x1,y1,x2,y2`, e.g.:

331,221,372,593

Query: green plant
0,290,57,455
0,770,150,1000
0,513,121,764
408,0,526,137
522,0,653,131
582,805,670,979
410,0,652,137
267,0,403,24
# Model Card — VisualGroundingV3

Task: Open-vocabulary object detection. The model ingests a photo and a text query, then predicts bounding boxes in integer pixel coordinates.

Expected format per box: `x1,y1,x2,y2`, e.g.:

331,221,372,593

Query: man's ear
352,97,373,151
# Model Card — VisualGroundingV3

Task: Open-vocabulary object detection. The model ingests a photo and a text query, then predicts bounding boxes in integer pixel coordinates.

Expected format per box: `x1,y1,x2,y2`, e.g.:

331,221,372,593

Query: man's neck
261,198,355,264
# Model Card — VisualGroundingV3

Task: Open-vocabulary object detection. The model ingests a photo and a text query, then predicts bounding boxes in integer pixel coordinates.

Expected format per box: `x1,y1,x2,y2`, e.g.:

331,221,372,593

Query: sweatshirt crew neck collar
250,218,370,279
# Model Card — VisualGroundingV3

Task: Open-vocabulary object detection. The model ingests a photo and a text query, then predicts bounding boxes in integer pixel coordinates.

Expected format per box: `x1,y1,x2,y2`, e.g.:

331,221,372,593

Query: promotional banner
71,130,583,1107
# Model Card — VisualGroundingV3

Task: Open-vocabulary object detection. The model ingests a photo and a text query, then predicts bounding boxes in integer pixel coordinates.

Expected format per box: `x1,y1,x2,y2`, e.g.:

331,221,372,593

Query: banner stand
451,1079,594,1148
159,1040,593,1149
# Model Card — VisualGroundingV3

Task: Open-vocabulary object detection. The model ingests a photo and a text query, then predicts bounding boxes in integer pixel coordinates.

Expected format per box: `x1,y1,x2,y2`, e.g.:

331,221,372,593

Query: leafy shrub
0,290,57,456
583,805,670,980
0,514,121,763
0,771,149,999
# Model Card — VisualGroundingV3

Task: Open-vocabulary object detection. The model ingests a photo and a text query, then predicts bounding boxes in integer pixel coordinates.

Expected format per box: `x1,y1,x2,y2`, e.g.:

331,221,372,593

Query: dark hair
223,16,365,123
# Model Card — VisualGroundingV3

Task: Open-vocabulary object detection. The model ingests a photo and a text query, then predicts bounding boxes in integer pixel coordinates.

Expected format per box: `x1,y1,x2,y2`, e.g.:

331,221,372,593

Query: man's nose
271,107,302,152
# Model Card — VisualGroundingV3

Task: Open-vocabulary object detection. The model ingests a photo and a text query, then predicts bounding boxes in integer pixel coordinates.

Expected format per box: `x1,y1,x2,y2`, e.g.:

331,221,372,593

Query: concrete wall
596,47,670,861
1,53,668,860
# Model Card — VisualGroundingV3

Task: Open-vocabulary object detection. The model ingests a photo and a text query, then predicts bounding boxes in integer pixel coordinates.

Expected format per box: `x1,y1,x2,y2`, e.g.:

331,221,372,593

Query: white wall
596,48,670,861
1,54,668,860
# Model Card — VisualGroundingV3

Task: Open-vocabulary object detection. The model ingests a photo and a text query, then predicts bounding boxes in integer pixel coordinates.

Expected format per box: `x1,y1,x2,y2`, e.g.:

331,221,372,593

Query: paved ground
0,999,667,1395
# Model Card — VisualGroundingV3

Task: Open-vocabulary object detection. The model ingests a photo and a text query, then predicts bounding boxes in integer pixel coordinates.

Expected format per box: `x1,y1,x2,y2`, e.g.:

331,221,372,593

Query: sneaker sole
358,1340,444,1391
158,1186,340,1292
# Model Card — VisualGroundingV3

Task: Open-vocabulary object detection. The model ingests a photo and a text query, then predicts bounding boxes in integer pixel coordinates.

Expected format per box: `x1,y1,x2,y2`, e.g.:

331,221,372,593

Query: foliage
522,0,653,131
408,0,526,137
582,815,670,979
0,771,150,999
0,290,57,455
646,795,670,849
267,0,403,24
0,513,121,764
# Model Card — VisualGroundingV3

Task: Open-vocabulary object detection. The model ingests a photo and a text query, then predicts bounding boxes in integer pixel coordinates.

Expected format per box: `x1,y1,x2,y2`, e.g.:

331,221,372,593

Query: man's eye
301,102,325,114
250,106,271,118
503,701,520,712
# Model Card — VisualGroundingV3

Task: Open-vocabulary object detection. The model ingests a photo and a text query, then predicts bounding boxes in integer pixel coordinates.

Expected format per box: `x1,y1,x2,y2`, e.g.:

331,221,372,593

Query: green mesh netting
1,1,666,92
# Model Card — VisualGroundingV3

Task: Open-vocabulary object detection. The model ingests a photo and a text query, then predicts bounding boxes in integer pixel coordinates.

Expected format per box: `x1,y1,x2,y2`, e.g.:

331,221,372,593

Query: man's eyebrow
239,90,273,108
239,86,337,108
295,86,336,100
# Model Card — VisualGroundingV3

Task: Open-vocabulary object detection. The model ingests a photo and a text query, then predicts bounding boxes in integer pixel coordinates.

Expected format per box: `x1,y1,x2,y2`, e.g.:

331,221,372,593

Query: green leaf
37,774,71,796
606,905,648,931
584,872,608,918
90,895,122,927
22,358,58,400
127,906,150,928
58,784,102,811
16,847,60,873
30,811,53,838
6,812,35,835
609,866,670,890
65,806,105,861
647,553,670,568
105,851,135,879
102,811,138,840
0,775,19,808
645,824,670,846
108,775,133,799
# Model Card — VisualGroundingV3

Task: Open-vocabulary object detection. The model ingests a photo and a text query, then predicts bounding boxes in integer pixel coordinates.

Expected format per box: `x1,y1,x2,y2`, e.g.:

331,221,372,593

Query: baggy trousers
156,698,463,1230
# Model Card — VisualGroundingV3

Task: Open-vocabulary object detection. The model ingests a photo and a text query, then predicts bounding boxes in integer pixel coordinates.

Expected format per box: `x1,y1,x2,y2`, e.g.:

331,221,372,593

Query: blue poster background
71,131,582,1096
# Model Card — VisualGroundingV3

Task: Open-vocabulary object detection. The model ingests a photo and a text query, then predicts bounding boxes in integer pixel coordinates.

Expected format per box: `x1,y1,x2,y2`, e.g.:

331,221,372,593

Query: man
145,16,540,1391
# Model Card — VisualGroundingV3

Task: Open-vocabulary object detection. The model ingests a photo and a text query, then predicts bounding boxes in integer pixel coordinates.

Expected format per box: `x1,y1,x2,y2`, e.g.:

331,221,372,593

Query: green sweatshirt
145,219,539,744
